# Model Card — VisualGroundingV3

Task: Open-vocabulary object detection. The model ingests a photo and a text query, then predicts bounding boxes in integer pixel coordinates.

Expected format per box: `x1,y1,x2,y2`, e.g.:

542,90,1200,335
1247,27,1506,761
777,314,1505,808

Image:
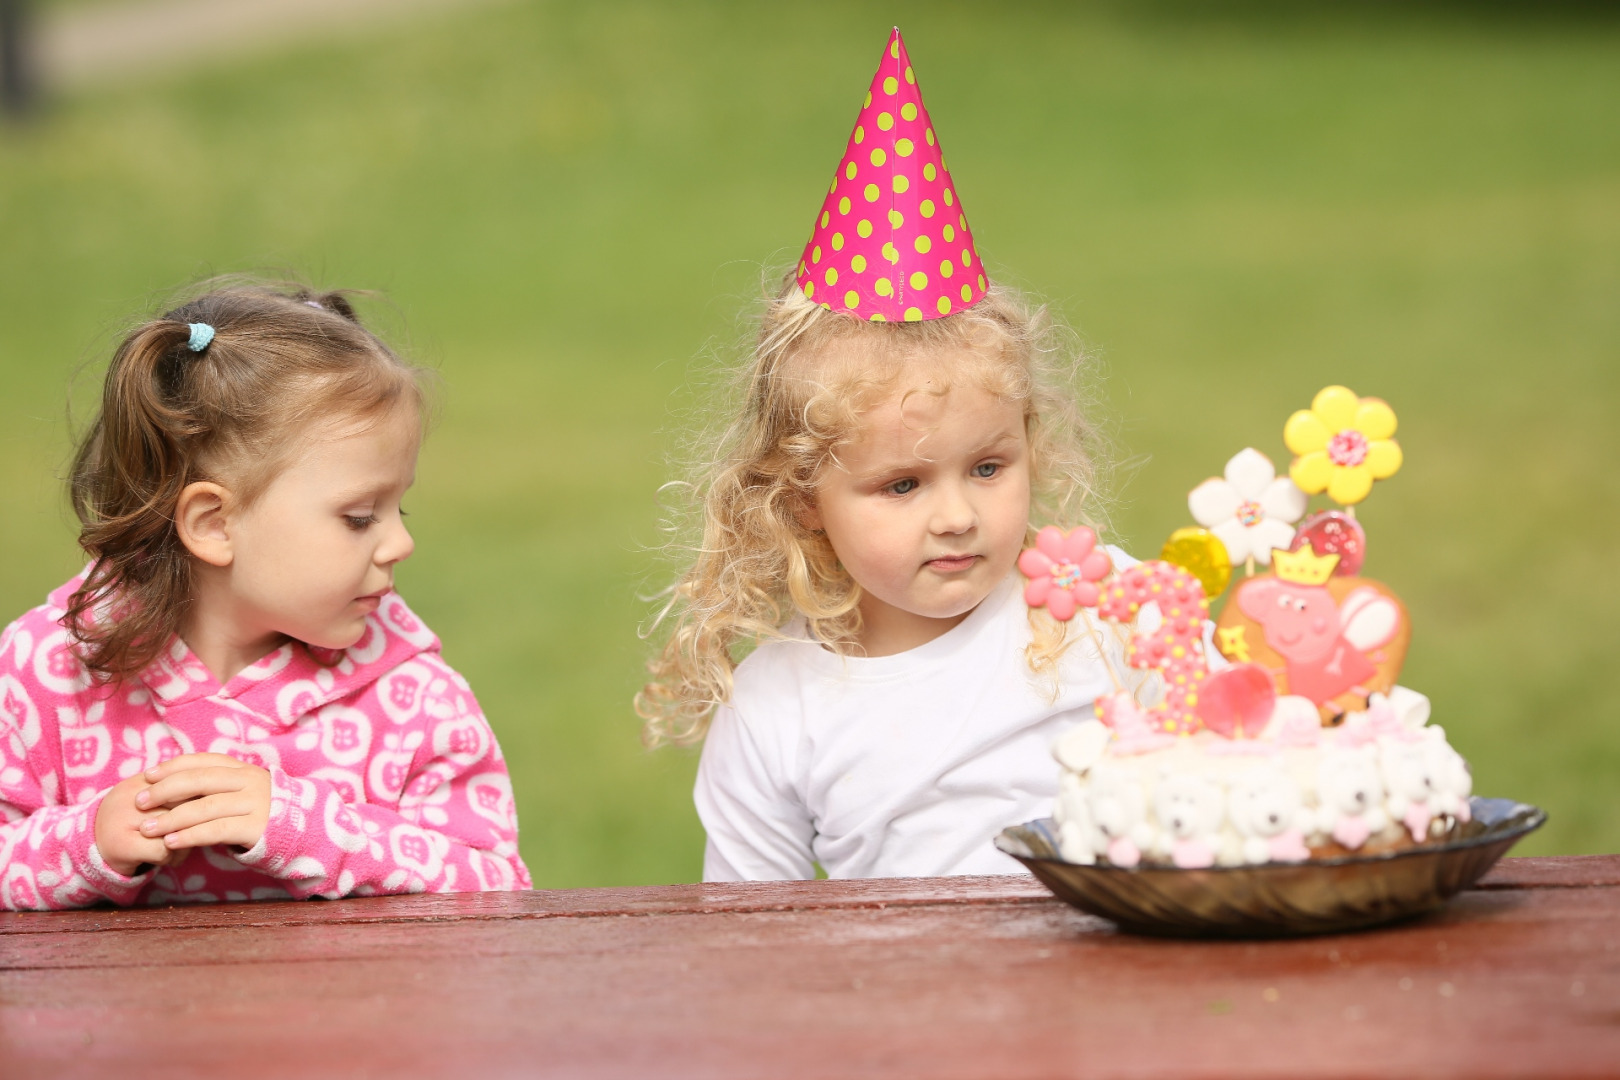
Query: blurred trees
0,0,33,116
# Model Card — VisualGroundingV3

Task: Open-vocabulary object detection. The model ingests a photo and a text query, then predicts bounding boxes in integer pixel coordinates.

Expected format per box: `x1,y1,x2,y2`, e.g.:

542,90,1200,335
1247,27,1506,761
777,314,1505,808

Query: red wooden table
2,855,1616,1079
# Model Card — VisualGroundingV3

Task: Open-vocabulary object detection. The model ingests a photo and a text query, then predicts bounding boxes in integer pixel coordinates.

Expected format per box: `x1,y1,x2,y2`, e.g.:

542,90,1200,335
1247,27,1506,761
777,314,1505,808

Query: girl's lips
926,554,979,573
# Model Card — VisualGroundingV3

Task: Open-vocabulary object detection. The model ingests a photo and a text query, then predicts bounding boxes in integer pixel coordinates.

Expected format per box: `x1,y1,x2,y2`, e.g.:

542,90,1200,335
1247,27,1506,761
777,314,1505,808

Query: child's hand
93,773,176,877
135,753,272,854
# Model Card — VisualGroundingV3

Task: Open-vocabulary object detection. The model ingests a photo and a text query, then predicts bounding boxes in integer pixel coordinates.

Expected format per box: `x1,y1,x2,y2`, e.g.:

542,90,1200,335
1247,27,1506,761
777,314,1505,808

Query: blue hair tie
186,322,215,353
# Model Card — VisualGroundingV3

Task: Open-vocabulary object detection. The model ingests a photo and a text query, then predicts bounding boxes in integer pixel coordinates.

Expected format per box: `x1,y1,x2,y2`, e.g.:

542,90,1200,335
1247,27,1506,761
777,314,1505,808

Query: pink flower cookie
1018,526,1112,622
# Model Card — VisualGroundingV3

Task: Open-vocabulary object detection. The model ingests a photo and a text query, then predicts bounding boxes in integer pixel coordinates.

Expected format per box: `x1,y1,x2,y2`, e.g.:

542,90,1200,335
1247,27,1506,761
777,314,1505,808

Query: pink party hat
796,28,989,322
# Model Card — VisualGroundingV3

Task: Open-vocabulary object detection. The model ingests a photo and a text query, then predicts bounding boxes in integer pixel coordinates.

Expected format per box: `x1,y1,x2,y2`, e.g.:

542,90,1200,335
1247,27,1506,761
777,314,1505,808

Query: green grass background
2,1,1615,885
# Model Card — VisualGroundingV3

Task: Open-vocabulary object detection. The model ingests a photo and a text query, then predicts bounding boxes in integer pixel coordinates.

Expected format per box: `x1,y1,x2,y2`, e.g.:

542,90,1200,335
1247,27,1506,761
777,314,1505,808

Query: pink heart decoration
1194,663,1277,739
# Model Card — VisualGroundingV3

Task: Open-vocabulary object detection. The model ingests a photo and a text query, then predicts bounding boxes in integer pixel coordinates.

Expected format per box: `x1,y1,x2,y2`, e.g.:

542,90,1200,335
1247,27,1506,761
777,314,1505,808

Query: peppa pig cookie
1213,548,1410,724
1042,386,1474,870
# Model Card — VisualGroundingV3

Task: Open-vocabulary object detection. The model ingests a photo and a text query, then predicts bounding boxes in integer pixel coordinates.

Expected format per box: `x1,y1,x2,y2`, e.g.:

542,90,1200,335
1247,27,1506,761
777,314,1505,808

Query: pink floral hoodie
0,575,531,909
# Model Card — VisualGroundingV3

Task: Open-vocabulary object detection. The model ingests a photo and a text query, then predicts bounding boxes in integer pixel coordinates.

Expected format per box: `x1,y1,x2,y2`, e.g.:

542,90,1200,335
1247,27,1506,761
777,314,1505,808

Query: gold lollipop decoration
1159,528,1231,599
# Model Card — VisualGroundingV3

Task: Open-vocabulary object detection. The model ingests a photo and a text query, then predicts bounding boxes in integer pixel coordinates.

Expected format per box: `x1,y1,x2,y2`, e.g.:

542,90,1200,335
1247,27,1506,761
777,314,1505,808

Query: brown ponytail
64,282,429,684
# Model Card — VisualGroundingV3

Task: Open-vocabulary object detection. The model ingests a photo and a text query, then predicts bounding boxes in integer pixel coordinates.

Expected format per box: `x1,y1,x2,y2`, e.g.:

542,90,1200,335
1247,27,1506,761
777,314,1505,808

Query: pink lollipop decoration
1290,510,1367,576
1018,526,1112,621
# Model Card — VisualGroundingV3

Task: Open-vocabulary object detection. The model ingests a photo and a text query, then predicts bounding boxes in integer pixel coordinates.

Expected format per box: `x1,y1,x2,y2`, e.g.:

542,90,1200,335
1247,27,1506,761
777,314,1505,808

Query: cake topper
1283,385,1402,509
1097,561,1211,736
1186,447,1307,575
1214,388,1411,721
1017,526,1111,621
1159,527,1231,598
1222,569,1407,716
795,27,990,322
1289,510,1367,576
1018,526,1123,695
1025,384,1413,730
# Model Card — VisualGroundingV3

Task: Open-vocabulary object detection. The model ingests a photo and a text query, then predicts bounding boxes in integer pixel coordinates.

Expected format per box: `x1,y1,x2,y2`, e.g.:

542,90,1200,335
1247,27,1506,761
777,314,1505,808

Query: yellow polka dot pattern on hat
794,27,991,323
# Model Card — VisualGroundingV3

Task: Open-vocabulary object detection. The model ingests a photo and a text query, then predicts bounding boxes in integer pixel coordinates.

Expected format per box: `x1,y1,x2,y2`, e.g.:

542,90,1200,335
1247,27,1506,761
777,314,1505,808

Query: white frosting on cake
1051,689,1472,868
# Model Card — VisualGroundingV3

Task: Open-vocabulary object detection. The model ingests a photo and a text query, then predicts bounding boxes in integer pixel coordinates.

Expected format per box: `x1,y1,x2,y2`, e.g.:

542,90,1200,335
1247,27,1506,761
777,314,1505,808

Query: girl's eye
973,462,1000,479
344,514,379,531
886,478,918,496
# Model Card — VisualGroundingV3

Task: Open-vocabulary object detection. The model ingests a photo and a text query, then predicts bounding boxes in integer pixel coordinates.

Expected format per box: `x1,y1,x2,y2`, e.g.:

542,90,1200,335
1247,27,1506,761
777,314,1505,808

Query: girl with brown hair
0,282,529,909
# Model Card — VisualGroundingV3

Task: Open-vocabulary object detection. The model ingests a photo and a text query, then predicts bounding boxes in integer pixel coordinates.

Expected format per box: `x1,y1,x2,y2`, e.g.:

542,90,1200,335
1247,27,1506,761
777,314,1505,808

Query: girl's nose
930,481,977,535
376,515,415,566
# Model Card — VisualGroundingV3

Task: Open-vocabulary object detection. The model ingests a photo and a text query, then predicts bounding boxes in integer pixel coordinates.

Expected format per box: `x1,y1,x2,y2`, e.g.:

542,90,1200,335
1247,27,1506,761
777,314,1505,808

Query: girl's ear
175,482,235,567
794,494,823,533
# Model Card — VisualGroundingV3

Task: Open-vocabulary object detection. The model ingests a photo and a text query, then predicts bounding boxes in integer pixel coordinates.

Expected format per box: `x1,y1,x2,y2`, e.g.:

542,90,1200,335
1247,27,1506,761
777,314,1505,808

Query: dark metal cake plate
995,795,1546,938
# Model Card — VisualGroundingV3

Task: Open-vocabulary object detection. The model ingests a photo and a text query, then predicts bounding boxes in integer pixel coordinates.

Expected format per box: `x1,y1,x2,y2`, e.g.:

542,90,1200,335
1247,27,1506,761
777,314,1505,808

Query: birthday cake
1024,386,1473,869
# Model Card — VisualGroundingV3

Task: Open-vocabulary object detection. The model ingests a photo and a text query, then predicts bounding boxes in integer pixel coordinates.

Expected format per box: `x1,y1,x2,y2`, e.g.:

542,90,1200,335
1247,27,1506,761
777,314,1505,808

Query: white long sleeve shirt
694,572,1126,881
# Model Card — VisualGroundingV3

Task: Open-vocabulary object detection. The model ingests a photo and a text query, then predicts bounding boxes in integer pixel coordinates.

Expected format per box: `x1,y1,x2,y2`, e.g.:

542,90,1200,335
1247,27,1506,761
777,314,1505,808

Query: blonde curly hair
637,276,1110,748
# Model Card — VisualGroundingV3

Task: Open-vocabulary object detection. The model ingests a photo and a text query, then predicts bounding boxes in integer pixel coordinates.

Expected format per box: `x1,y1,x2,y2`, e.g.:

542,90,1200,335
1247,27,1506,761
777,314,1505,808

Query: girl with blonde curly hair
639,29,1127,881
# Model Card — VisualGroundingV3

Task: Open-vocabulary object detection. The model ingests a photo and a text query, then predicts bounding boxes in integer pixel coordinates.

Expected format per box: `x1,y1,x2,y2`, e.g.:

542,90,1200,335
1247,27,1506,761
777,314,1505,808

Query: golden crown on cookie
1272,546,1340,586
